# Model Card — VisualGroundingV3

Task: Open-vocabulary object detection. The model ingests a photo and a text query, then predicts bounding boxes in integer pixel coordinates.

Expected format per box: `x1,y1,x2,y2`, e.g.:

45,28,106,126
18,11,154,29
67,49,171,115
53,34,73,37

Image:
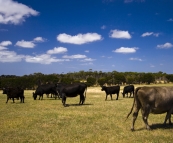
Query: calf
122,85,134,98
101,85,120,100
3,87,24,103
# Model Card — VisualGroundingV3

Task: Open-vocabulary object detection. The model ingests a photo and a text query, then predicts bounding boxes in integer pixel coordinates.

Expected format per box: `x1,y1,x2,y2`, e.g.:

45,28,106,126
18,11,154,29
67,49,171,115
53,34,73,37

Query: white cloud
110,29,131,39
25,54,69,64
0,50,24,62
129,57,142,61
85,50,89,53
0,40,12,47
81,58,96,62
141,32,160,37
63,54,87,59
0,0,39,24
57,33,102,45
0,46,7,50
15,40,35,48
157,42,173,49
113,47,138,54
47,47,67,55
33,37,46,42
0,40,12,50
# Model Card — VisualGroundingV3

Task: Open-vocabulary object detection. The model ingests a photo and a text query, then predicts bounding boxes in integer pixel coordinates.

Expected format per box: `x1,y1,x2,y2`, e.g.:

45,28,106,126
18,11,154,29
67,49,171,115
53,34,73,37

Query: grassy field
0,84,173,143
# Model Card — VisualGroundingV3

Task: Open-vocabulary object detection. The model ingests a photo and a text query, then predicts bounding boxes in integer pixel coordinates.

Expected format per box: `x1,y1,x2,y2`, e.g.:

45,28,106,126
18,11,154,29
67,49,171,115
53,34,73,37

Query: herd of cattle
2,83,173,131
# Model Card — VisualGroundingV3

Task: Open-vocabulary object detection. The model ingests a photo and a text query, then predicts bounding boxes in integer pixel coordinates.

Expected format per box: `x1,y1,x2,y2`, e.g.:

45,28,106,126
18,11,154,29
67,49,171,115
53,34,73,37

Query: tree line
0,70,173,89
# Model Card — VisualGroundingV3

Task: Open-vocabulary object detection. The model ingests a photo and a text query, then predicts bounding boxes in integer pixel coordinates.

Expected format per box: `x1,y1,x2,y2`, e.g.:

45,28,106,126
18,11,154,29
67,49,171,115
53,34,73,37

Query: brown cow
126,86,173,131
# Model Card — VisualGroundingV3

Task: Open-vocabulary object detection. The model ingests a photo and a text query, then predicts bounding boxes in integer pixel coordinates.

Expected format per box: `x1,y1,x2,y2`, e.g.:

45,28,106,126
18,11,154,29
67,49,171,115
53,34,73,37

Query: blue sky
0,0,173,76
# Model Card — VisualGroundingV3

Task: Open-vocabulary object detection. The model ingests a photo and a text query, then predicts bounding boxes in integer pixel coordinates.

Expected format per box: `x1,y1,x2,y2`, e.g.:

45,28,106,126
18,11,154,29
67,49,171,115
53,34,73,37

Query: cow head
33,92,37,100
101,86,106,91
2,87,8,94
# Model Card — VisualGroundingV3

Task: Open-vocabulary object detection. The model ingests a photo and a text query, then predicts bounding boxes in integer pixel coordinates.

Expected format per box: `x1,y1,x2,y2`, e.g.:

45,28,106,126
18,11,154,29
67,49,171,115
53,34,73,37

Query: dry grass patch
0,84,173,142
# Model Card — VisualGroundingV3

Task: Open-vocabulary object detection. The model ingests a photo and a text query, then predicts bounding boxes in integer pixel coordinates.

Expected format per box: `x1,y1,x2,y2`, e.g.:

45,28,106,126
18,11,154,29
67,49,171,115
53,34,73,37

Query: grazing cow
126,86,173,131
2,87,24,103
122,85,134,98
33,83,58,100
59,83,87,107
101,86,120,100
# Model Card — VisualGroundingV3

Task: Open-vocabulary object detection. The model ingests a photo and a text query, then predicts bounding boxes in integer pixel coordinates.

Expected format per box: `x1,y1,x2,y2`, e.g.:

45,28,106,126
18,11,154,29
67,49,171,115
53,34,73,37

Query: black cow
101,86,120,100
2,87,24,103
126,86,173,131
33,83,58,100
59,83,87,107
122,85,134,98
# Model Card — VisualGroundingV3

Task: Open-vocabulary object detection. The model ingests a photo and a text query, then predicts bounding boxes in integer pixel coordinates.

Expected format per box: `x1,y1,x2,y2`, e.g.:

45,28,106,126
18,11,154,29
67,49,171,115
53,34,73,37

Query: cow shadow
136,123,173,131
64,103,93,107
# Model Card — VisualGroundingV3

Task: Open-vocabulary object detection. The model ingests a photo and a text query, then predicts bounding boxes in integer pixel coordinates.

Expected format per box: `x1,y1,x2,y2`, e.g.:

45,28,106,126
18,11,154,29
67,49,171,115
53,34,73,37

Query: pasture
0,84,173,143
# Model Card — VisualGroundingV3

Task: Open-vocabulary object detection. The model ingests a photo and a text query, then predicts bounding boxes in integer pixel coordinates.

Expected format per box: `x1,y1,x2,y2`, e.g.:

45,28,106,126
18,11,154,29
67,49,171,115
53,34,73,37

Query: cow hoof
131,128,135,132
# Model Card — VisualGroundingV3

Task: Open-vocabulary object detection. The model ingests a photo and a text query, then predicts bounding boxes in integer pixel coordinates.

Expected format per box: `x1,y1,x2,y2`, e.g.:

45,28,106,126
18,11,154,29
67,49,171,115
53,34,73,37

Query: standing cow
126,86,173,131
59,83,87,107
33,83,58,100
101,86,120,100
3,87,25,103
122,85,134,98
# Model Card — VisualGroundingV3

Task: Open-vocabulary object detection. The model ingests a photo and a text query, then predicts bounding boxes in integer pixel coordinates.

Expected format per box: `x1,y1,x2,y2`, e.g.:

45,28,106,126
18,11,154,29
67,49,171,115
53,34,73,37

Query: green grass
0,84,173,143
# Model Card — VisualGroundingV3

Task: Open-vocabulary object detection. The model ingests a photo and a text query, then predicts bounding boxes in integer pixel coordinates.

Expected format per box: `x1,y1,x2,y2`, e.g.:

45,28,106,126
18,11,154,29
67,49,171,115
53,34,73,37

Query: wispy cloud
167,18,173,22
124,0,145,3
57,33,102,45
0,0,39,25
150,64,155,68
47,47,67,55
33,37,47,42
141,32,160,37
15,37,46,48
25,54,69,64
113,47,138,54
110,29,131,39
62,54,87,59
129,57,142,61
80,58,96,62
101,25,106,29
157,42,173,49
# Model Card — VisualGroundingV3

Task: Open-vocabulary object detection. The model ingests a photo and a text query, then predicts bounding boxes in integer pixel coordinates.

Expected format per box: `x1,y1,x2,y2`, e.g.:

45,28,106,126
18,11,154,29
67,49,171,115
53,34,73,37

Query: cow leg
164,109,173,125
116,93,119,100
12,98,15,103
80,94,85,105
131,103,141,131
110,94,112,100
141,106,151,130
62,94,66,107
129,92,132,98
6,96,10,103
105,94,107,100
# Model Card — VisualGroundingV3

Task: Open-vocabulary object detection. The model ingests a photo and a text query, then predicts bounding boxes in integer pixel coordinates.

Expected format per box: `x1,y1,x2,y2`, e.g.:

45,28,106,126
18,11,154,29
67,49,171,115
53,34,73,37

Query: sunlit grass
0,84,173,143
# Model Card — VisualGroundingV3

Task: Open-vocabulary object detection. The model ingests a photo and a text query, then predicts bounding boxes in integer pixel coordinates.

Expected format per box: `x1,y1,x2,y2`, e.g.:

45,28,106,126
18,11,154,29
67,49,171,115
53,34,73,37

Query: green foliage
97,77,107,86
86,77,96,86
0,71,170,89
142,73,155,84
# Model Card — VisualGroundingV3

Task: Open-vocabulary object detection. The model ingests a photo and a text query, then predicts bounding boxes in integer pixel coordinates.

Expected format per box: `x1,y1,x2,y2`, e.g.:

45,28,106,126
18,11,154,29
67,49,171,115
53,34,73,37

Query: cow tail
125,87,141,121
